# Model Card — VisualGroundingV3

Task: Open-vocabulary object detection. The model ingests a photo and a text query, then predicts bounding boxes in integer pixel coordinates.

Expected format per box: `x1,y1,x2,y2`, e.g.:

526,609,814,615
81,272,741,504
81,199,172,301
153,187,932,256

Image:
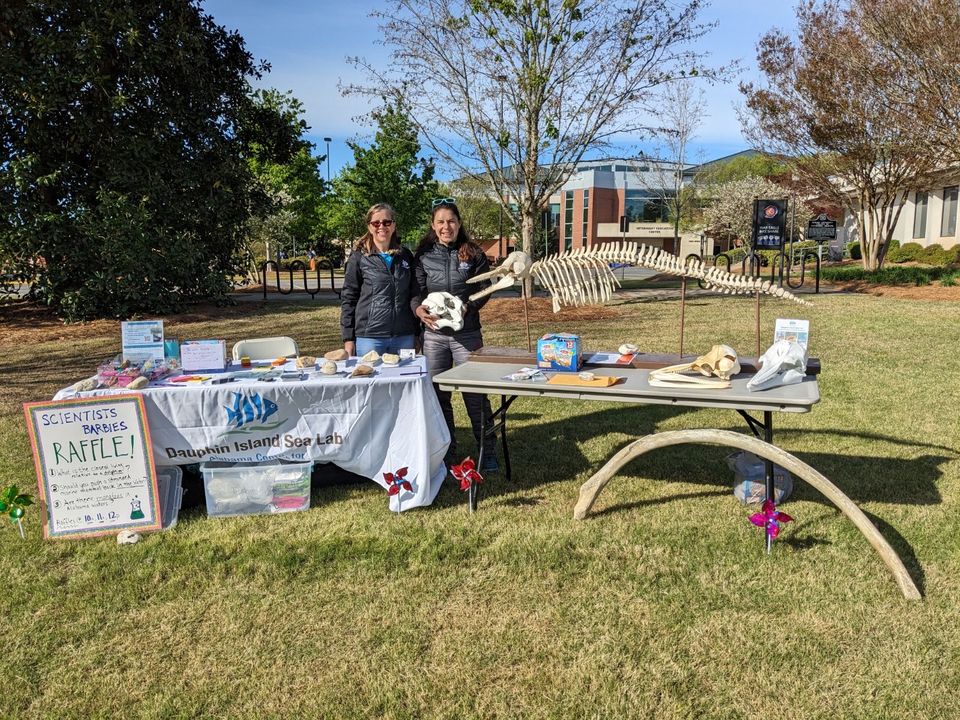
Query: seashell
127,376,149,390
324,349,349,361
117,530,141,545
295,355,316,369
72,377,98,392
320,360,337,375
618,343,639,355
382,353,400,366
351,364,374,377
361,350,380,364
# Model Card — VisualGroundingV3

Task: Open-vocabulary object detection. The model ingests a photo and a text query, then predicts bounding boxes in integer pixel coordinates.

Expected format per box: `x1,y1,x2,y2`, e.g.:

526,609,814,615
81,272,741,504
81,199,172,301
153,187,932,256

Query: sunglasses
431,197,456,207
369,219,395,228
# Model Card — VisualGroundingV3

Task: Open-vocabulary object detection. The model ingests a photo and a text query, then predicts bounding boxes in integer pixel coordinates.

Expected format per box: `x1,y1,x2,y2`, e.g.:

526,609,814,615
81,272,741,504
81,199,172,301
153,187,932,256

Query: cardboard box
537,333,582,372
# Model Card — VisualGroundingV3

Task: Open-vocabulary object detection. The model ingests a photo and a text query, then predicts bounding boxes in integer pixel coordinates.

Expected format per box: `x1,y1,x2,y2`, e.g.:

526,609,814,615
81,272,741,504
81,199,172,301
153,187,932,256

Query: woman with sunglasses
340,203,420,357
413,198,498,471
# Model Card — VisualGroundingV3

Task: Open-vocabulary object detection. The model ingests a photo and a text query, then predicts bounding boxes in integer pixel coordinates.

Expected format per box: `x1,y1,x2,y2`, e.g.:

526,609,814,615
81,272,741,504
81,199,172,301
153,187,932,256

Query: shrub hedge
820,265,948,285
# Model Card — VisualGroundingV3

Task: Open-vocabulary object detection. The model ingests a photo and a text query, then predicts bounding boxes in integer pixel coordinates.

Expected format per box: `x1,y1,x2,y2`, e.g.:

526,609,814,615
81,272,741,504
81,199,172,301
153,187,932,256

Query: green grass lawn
1,292,958,719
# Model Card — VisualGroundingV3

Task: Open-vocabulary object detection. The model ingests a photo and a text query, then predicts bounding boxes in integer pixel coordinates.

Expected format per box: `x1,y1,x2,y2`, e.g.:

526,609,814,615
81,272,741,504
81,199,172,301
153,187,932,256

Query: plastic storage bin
200,460,313,517
726,451,793,505
156,466,184,530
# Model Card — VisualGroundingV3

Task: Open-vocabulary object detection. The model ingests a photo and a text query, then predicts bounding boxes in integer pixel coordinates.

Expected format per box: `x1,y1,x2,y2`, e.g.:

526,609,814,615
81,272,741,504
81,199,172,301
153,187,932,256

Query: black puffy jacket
413,241,491,335
340,248,420,341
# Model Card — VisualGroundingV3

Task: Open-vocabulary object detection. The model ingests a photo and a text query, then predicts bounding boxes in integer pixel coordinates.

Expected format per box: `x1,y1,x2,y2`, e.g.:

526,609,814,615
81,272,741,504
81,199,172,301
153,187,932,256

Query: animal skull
466,250,533,301
691,344,741,381
747,340,807,391
421,291,465,331
648,344,741,389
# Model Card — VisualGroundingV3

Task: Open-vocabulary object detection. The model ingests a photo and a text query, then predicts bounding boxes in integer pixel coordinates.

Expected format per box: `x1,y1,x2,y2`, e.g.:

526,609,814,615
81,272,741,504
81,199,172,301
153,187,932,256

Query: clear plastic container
155,466,184,530
200,460,312,517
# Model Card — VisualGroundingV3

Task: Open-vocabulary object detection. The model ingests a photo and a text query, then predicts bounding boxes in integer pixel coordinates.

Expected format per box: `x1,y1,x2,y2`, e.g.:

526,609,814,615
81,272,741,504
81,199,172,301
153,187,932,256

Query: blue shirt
378,252,393,270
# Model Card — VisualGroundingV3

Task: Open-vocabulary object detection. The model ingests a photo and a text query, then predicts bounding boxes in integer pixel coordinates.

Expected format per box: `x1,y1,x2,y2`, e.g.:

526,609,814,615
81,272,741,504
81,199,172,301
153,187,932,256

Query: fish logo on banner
224,392,284,434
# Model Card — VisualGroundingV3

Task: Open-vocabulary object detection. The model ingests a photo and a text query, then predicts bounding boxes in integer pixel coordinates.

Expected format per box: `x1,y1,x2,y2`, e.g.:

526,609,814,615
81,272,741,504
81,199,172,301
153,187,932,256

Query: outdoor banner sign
807,213,837,242
23,394,161,539
753,198,788,249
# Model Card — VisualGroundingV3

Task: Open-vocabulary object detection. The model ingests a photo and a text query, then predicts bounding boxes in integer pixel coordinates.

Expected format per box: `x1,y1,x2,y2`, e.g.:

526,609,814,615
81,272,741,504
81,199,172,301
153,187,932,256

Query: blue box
537,333,582,372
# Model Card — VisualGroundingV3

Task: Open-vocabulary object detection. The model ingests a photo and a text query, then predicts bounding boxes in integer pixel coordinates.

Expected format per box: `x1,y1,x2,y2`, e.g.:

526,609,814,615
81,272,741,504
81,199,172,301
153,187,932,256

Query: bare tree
739,0,945,271
855,0,960,165
345,0,726,261
648,80,707,249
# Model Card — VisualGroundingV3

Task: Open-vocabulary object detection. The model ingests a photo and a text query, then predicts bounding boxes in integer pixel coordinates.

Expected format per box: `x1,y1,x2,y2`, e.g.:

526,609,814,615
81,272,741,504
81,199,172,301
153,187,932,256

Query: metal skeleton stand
473,394,518,511
737,409,777,553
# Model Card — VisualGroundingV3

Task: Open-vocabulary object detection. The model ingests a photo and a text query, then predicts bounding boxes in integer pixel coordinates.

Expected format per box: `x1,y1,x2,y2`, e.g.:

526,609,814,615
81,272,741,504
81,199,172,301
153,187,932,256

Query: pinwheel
451,458,483,492
0,484,33,539
451,458,485,513
383,467,411,496
383,467,412,515
749,499,793,552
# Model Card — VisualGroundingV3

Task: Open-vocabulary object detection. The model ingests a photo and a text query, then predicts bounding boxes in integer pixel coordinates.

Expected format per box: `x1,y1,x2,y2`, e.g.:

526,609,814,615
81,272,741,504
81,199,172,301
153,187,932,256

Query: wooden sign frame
23,394,162,539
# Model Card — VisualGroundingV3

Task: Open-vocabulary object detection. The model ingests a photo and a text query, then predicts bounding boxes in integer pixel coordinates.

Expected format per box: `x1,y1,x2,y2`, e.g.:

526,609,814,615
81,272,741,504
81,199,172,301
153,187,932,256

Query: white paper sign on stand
180,339,227,372
23,395,161,539
774,318,810,350
121,320,165,364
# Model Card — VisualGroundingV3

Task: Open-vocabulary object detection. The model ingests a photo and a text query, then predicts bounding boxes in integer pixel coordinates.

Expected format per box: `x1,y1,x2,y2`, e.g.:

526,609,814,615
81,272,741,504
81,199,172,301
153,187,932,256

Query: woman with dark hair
340,203,420,356
413,199,498,471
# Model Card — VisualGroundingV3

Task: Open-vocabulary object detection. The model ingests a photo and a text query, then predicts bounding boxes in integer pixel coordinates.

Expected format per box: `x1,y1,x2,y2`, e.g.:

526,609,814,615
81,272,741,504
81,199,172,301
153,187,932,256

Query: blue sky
201,0,799,178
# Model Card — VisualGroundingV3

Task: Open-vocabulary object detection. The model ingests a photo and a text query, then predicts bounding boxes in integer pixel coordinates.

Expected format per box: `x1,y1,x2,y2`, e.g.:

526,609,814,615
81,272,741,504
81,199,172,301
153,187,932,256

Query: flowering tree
701,176,813,250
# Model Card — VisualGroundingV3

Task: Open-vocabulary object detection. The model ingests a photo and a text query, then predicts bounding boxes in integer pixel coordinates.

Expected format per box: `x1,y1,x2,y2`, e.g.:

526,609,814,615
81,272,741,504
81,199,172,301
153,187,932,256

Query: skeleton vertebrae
467,243,810,309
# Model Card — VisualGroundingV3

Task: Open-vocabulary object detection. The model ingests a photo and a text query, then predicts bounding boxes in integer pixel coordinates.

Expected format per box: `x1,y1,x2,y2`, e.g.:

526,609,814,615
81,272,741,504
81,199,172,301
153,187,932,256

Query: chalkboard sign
807,213,837,241
23,395,161,539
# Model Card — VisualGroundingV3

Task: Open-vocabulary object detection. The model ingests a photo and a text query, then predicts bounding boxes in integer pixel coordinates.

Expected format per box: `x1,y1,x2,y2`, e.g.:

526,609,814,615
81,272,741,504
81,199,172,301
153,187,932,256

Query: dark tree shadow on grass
466,402,951,595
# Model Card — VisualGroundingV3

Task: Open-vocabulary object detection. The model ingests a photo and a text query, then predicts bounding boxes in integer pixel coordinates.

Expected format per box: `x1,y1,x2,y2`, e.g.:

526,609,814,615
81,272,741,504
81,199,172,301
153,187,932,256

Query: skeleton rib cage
467,243,809,309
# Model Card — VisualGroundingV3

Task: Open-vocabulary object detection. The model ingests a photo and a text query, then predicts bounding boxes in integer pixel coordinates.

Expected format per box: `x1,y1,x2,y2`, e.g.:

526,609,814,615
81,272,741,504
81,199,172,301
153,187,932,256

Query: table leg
473,395,517,512
764,410,774,553
500,394,513,482
737,410,777,552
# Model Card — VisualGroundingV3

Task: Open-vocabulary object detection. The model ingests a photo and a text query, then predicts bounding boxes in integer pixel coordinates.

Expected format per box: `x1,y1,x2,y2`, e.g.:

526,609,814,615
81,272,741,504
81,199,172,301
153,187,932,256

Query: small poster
774,318,810,350
121,320,165,364
180,339,227,372
807,213,837,242
753,199,788,249
23,395,161,539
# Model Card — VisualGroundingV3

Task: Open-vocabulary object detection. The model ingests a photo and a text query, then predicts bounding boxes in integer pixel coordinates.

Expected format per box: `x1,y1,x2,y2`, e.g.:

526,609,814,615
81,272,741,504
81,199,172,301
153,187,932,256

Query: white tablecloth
54,358,450,511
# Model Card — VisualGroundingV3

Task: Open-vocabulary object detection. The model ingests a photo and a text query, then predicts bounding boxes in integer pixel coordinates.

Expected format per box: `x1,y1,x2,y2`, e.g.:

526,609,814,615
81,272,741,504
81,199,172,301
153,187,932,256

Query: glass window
913,191,928,239
624,190,671,223
582,190,589,244
564,190,574,251
941,186,957,237
540,202,561,255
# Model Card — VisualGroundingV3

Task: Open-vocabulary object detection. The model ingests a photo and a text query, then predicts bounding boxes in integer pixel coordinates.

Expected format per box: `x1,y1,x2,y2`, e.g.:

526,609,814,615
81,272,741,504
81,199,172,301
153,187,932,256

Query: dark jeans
422,329,493,456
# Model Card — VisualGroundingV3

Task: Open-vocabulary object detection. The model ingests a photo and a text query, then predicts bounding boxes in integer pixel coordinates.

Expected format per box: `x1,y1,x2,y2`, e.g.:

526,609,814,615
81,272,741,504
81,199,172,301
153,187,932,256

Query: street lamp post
323,137,332,183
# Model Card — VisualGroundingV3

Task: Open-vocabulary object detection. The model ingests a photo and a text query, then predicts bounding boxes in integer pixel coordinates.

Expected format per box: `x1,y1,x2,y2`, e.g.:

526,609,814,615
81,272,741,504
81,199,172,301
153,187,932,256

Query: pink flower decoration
749,499,793,539
383,466,412,496
450,457,484,492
